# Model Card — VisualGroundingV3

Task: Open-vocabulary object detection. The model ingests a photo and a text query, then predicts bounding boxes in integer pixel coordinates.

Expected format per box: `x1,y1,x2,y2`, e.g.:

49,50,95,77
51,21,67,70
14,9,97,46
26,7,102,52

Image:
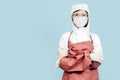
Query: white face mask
73,16,88,28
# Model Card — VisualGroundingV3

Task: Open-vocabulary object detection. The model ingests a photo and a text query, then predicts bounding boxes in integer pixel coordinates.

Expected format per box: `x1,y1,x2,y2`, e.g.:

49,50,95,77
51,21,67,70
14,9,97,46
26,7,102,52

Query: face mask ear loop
71,16,80,29
84,17,89,28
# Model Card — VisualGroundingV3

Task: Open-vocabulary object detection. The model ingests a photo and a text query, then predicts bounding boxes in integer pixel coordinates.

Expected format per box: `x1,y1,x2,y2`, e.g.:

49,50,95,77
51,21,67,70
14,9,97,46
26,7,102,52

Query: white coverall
56,3,103,67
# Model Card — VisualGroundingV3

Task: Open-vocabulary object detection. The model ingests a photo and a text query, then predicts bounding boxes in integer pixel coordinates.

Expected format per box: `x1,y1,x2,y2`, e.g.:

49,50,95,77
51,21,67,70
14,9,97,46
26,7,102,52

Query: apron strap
68,30,73,47
68,31,73,42
89,34,94,50
89,34,93,44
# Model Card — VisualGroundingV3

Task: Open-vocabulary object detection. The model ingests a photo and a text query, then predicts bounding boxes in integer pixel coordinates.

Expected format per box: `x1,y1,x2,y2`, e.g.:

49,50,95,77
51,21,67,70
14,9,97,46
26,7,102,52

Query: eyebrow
73,9,88,14
73,10,81,13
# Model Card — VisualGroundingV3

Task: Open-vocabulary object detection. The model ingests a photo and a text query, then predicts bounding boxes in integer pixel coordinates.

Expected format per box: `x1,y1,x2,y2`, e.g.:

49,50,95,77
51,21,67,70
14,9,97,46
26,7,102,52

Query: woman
56,3,103,80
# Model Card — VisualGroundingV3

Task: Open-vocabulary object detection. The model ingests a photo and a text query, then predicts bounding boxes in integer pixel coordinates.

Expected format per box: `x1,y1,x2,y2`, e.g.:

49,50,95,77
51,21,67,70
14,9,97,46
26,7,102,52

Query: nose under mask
73,16,88,28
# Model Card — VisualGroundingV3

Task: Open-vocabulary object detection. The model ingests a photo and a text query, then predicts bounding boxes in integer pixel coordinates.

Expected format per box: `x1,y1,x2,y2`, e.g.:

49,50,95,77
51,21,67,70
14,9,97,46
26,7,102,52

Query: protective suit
56,3,103,80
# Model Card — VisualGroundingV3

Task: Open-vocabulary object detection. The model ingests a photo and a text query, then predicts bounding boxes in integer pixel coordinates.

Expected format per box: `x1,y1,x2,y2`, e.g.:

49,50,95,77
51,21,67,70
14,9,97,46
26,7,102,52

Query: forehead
73,9,87,14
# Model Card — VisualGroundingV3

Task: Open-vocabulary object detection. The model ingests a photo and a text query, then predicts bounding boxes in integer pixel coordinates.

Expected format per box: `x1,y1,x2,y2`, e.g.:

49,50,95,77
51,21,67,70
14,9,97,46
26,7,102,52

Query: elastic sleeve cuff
90,52,103,63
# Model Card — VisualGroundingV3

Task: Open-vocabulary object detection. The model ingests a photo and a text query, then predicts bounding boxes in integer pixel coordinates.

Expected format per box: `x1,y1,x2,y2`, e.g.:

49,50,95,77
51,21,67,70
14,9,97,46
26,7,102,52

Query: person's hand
68,52,76,58
89,61,101,70
68,49,78,58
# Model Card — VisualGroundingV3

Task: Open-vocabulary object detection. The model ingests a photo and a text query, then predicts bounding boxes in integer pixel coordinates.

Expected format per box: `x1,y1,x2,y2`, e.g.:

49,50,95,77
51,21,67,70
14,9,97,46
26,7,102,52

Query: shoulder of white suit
60,31,71,39
89,32,101,40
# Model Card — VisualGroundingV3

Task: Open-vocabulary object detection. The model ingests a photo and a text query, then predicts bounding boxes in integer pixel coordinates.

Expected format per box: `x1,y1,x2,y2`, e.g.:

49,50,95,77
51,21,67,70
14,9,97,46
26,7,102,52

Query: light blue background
0,0,120,80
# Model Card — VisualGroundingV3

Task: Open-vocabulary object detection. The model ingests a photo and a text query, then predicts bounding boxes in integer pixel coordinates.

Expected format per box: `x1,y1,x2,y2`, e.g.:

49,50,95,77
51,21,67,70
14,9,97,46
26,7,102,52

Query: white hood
70,3,91,43
71,3,89,15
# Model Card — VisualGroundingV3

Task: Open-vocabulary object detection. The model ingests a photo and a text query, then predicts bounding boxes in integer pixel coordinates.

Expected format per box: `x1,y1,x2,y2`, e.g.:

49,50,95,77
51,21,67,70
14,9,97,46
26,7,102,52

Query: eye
81,14,88,16
74,13,79,16
73,13,88,17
